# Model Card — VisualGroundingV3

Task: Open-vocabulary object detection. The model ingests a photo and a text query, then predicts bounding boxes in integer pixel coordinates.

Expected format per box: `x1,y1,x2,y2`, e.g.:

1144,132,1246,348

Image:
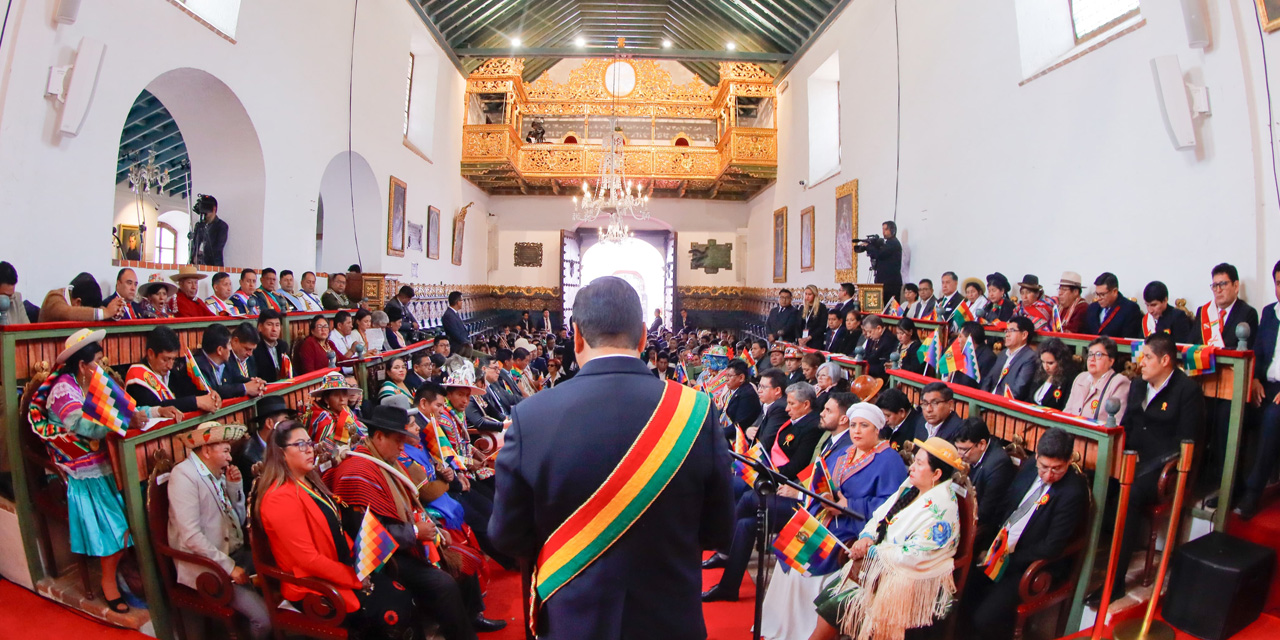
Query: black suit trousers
715,490,797,595
391,552,479,640
966,570,1023,640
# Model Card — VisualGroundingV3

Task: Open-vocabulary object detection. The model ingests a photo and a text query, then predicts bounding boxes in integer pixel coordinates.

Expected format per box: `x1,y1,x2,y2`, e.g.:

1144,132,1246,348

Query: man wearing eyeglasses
918,381,964,441
983,316,1038,401
1194,262,1258,350
1083,272,1143,339
954,417,1016,557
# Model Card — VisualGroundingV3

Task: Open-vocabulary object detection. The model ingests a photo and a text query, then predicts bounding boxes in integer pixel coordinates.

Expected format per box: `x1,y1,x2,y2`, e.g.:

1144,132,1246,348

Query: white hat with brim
169,265,207,282
442,376,483,393
56,329,105,365
179,421,248,450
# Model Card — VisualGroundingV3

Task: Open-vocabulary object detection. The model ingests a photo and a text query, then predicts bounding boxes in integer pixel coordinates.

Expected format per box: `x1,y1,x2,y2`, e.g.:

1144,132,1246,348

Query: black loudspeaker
1162,531,1275,640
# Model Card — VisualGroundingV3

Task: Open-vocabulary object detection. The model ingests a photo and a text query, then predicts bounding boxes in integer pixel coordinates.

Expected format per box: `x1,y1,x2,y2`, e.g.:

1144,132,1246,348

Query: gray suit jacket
983,346,1038,401
167,456,247,589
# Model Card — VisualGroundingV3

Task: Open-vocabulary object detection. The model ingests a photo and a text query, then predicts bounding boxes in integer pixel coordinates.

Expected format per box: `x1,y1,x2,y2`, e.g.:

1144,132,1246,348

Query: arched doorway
580,237,668,323
316,151,381,274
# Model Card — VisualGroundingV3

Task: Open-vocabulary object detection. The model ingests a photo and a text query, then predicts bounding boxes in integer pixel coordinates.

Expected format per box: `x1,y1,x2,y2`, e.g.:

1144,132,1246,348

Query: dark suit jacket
193,349,250,399
832,299,857,322
770,410,824,480
984,346,1038,401
441,306,470,349
253,340,290,383
1122,368,1206,470
1193,300,1259,350
754,401,790,452
767,305,801,342
1256,303,1278,385
489,356,734,639
970,443,1016,551
983,298,1015,323
928,411,965,442
232,432,267,486
823,326,847,353
1083,297,1143,339
126,364,205,413
1151,310,1196,344
831,328,864,357
467,394,505,432
937,293,963,319
881,409,926,451
898,340,925,375
994,463,1089,578
1036,381,1070,411
800,304,828,347
724,384,762,438
863,334,900,378
649,317,664,333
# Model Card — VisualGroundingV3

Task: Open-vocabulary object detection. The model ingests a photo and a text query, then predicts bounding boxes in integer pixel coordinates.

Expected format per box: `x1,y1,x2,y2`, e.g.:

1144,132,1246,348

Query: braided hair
874,451,952,544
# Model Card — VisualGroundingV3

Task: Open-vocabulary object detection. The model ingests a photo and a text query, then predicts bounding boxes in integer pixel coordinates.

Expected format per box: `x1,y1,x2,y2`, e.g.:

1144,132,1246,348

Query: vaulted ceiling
116,90,190,199
409,0,849,85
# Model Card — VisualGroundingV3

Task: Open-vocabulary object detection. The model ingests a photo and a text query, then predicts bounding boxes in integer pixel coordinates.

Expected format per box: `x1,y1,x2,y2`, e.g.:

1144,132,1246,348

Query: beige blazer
1063,370,1131,423
167,455,247,589
39,287,99,323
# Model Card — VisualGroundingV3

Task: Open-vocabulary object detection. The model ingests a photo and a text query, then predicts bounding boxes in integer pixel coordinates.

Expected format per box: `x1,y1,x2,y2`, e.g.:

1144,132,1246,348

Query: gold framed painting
772,206,787,283
835,179,858,284
800,206,815,273
451,212,466,266
427,206,441,260
387,176,407,257
1260,0,1280,32
118,224,141,261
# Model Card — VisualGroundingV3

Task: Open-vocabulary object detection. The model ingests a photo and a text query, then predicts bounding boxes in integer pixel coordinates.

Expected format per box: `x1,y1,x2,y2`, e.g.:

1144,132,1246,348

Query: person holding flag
760,395,906,639
125,325,222,415
302,372,363,449
326,404,503,637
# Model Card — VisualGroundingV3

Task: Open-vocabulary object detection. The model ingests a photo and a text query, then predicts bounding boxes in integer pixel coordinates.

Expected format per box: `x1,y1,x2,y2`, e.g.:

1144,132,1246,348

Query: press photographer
854,220,903,300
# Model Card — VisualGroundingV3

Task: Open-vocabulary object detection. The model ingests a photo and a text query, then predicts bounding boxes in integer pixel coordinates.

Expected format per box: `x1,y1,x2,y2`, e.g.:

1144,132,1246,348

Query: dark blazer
103,293,146,320
770,410,823,480
1035,381,1070,411
832,298,857,323
1083,296,1143,339
232,432,267,485
786,369,806,387
754,401,790,452
970,443,1016,551
983,298,1015,323
823,326,847,353
253,340,290,383
441,306,470,349
1193,300,1259,350
649,317,664,333
766,305,802,342
984,346,1038,401
1122,368,1206,471
1256,303,1278,385
496,368,525,406
897,340,925,375
724,384,763,438
800,303,828,347
881,409,926,451
831,328,864,357
863,333,900,379
993,463,1089,578
653,366,677,380
489,356,734,640
192,349,250,399
1150,310,1196,344
467,394,505,432
937,292,963,320
928,411,965,442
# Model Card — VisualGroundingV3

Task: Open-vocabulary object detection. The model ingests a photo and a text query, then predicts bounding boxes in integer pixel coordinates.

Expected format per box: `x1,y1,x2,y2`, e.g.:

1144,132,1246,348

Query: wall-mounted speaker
57,37,105,137
55,0,82,25
1181,0,1210,49
1151,55,1196,150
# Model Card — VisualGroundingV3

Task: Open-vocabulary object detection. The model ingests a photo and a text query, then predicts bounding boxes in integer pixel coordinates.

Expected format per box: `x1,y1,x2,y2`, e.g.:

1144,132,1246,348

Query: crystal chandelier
127,149,171,195
597,214,634,244
573,120,650,223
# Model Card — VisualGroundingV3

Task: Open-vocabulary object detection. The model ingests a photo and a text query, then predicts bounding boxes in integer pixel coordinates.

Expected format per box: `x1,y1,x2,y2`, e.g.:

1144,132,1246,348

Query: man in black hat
982,273,1015,323
327,404,504,638
233,395,296,482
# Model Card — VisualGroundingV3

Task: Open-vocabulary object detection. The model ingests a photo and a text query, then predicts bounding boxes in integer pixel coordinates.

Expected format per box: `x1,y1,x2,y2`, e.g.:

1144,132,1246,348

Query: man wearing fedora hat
1055,271,1089,333
167,421,271,639
327,404,502,637
40,272,124,322
1014,274,1055,331
172,265,216,318
233,396,296,482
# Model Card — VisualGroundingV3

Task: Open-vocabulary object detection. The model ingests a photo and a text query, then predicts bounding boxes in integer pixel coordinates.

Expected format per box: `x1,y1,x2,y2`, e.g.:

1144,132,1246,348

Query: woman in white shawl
809,437,966,640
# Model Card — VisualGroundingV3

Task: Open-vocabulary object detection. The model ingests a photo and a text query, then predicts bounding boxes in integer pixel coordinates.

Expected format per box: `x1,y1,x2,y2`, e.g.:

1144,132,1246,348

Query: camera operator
189,194,228,267
854,220,903,300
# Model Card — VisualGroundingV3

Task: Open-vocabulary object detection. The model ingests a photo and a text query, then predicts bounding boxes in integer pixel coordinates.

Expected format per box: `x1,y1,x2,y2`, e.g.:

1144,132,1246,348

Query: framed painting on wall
834,179,859,284
451,213,465,266
407,222,423,253
426,206,440,260
1259,0,1280,32
118,225,141,261
800,206,815,273
387,176,406,257
772,206,787,283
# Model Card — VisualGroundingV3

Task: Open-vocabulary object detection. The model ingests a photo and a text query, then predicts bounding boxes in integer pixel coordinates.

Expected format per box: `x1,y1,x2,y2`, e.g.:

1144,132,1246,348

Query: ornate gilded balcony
460,58,778,200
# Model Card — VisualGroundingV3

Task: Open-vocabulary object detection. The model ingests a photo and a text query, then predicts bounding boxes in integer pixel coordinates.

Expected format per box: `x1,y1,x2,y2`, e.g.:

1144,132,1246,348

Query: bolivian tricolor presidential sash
529,381,711,634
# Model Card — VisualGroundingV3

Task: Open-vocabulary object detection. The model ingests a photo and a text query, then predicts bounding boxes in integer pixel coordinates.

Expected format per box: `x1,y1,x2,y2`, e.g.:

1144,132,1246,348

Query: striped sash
530,381,710,634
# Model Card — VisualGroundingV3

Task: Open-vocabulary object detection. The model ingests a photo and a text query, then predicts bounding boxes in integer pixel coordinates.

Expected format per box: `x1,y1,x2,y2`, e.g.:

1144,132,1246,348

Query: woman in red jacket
294,315,339,375
255,420,416,638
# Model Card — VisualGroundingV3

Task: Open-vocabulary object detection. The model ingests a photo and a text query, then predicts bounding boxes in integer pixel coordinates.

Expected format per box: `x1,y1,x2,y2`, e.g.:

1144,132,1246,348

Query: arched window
156,222,177,264
156,210,191,265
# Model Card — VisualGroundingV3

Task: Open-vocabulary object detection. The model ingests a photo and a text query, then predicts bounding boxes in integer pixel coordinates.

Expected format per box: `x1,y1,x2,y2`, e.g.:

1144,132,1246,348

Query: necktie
1008,481,1047,526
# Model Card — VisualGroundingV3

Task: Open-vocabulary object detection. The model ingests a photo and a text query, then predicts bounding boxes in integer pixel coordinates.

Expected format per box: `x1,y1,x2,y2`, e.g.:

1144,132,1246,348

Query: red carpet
1062,607,1280,640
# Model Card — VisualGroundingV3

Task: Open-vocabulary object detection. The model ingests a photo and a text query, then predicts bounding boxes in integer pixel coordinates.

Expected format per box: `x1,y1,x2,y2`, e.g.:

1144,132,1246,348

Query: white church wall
749,0,1275,309
0,0,487,297
489,230,563,289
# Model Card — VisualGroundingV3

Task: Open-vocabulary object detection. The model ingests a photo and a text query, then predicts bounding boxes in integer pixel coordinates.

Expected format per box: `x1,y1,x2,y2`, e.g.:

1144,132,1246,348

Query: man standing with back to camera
489,276,735,639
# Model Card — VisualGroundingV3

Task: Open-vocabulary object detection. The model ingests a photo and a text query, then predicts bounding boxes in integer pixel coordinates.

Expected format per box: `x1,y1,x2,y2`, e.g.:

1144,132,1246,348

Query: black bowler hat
1017,274,1043,292
365,405,415,438
986,272,1011,292
251,396,298,425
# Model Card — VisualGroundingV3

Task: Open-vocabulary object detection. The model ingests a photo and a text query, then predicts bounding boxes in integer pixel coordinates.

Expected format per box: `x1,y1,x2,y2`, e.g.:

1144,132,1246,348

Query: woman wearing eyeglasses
1063,336,1130,422
254,420,417,638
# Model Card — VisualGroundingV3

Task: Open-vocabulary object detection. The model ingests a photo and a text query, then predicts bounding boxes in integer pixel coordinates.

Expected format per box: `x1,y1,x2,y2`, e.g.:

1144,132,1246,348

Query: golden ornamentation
835,179,859,284
733,131,776,161
524,59,714,105
471,58,525,77
719,61,775,82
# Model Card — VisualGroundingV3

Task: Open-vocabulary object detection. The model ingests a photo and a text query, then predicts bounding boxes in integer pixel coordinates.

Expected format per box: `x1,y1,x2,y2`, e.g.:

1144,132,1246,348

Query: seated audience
1142,280,1195,343
544,357,571,388
963,277,989,318
937,272,963,319
234,395,295,482
41,272,122,322
138,277,176,319
861,315,899,379
168,421,270,640
0,261,31,325
1083,272,1142,339
383,306,406,350
653,350,676,379
205,272,244,317
302,372,363,448
954,418,1015,552
254,420,417,638
821,308,847,353
1195,262,1258,349
876,387,926,450
894,317,925,374
294,315,339,375
1239,260,1280,520
783,347,806,386
253,268,292,313
901,283,923,318
104,268,144,319
1063,336,1131,422
1056,271,1089,333
355,309,381,354
230,269,260,316
330,311,362,360
378,357,414,403
836,310,866,356
920,381,964,441
749,369,790,450
950,321,997,390
984,316,1038,401
172,266,215,318
192,323,266,399
126,326,221,414
405,351,433,391
1031,338,1079,411
321,273,352,310
982,272,1015,323
809,437,964,640
722,360,762,439
814,361,849,410
969,427,1089,639
467,364,508,432
251,309,290,382
800,351,825,385
1015,274,1055,331
294,271,326,312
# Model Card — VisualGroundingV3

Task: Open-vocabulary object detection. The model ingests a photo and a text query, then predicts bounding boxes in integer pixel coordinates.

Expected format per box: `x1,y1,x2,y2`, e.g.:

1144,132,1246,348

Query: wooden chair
145,452,242,639
247,511,348,640
1142,456,1183,586
1012,471,1096,640
943,476,980,638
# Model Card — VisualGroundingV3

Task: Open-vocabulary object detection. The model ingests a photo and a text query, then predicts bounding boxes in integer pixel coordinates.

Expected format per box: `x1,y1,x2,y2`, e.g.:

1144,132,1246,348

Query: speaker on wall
1181,0,1210,49
1151,55,1196,150
57,37,105,137
55,0,82,25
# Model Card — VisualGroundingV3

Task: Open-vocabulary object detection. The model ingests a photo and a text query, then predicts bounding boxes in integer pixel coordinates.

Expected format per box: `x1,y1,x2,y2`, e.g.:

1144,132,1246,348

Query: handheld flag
674,363,689,385
772,508,844,573
733,425,749,456
353,508,398,581
981,528,1010,581
918,328,941,371
1051,303,1063,333
280,353,293,379
883,297,902,317
940,336,980,383
922,305,938,323
1130,339,1145,366
952,300,977,325
1184,345,1216,376
182,347,211,394
81,364,137,436
796,458,837,510
734,441,767,486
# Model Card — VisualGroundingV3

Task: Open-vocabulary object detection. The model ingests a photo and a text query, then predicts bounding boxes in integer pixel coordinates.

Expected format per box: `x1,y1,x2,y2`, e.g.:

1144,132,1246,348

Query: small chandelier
127,149,171,195
597,214,634,244
573,122,650,223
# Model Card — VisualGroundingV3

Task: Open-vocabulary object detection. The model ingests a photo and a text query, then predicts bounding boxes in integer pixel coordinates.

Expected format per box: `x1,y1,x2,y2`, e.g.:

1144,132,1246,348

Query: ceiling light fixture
726,42,736,51
511,36,522,47
575,36,586,47
662,39,673,49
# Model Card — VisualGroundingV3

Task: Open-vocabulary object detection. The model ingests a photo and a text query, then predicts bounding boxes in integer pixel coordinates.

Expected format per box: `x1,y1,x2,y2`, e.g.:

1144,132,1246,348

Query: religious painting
407,221,423,253
772,206,787,283
1259,0,1280,32
800,207,815,273
117,225,141,261
426,206,440,260
387,176,406,257
451,213,466,266
835,179,859,284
